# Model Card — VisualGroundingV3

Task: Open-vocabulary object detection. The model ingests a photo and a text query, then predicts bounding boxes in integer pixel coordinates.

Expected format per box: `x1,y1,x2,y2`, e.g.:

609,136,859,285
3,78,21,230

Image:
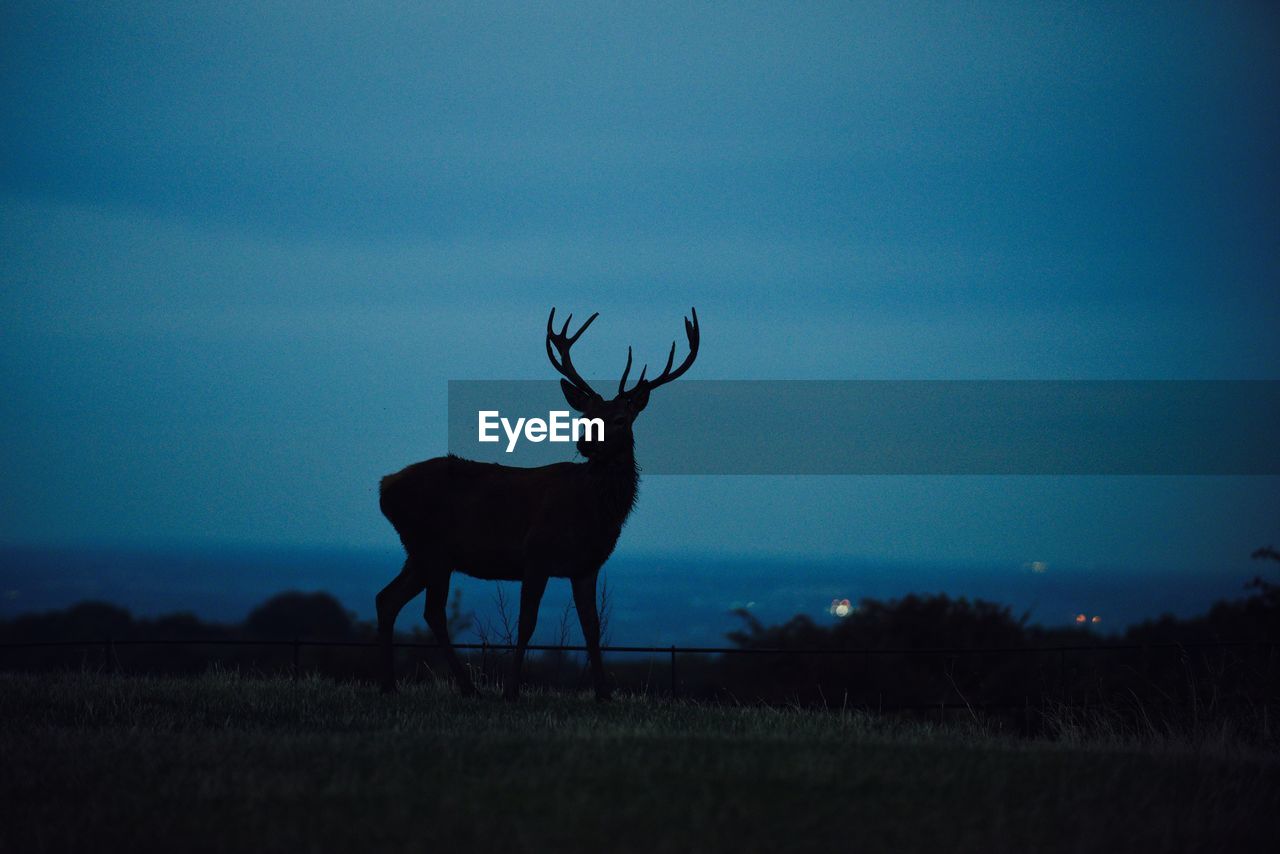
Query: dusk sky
3,3,1278,579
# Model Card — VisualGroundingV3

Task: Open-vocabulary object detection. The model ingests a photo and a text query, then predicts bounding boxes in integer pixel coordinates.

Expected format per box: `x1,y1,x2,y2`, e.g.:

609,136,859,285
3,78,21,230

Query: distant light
1075,613,1087,624
1029,561,1048,574
829,598,853,618
1090,615,1101,624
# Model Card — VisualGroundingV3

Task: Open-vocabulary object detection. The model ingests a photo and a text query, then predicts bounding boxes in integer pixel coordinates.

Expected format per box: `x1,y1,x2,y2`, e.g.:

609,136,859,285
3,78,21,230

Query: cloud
2,3,1278,557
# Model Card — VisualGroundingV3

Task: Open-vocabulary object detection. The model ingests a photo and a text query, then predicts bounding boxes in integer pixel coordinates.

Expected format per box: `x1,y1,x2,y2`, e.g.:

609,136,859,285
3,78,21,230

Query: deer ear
627,383,651,415
560,379,596,413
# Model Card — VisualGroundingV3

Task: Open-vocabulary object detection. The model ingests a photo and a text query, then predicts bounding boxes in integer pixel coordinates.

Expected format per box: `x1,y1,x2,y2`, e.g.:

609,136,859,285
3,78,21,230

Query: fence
2,636,1275,719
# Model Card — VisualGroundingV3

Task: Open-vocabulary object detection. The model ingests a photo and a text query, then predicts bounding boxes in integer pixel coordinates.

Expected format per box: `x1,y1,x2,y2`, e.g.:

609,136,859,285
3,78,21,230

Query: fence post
292,637,300,678
1058,648,1066,705
670,645,677,698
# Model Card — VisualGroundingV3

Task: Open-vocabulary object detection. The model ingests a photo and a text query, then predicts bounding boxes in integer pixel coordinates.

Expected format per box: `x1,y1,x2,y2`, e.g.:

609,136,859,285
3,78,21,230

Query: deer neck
584,446,640,532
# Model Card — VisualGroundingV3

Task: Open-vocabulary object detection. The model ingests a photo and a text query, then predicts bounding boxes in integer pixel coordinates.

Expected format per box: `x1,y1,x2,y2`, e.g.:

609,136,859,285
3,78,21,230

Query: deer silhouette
377,308,700,700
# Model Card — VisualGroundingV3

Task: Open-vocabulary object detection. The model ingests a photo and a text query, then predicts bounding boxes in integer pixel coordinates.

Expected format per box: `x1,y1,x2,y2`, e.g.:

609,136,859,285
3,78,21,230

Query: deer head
545,307,700,461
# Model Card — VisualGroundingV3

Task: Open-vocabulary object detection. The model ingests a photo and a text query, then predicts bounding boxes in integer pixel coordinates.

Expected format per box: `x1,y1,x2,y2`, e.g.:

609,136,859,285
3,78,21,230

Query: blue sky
2,2,1278,577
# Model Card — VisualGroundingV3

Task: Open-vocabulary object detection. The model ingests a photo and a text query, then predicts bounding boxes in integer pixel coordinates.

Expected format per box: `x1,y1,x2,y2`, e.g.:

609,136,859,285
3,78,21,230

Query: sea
0,543,1260,648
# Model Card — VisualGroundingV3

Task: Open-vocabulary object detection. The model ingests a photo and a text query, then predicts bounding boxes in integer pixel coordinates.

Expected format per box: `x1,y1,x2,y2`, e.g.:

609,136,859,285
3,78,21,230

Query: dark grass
1,671,1278,853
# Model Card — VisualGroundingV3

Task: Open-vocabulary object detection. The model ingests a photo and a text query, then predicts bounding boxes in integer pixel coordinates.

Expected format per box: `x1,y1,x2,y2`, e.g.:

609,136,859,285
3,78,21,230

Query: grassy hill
2,671,1277,853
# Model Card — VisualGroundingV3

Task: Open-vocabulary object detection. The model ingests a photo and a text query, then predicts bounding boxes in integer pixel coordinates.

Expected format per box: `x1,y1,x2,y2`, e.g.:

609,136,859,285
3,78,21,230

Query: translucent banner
447,380,1280,475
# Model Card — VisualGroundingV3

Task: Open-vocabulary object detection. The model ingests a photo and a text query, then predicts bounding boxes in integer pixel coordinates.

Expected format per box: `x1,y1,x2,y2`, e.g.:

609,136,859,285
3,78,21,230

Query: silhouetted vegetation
699,553,1280,739
0,591,380,679
3,557,1277,740
705,589,1275,737
245,591,356,640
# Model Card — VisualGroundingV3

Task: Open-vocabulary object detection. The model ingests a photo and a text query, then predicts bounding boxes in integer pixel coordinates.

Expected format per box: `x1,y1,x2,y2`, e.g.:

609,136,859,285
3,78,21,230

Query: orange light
1090,615,1101,624
1075,613,1087,624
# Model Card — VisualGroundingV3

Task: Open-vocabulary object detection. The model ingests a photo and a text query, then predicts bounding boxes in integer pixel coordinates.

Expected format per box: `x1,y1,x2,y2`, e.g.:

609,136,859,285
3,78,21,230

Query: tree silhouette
245,591,354,640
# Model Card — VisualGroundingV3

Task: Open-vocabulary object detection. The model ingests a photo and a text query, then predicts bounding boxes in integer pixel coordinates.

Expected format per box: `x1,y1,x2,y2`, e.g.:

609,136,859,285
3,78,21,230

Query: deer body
379,454,638,583
376,308,697,700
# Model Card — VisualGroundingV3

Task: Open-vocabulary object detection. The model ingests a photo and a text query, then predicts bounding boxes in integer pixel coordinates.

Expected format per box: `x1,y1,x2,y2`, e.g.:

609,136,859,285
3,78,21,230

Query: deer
376,307,700,701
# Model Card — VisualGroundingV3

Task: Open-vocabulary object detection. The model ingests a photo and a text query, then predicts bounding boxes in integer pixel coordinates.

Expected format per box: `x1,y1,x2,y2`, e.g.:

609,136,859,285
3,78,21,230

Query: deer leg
504,573,548,701
375,560,424,694
423,573,476,697
572,571,612,701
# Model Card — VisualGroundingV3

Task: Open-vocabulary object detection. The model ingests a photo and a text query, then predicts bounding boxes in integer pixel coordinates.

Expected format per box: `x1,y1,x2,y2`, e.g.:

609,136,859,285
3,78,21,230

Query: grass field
2,671,1277,853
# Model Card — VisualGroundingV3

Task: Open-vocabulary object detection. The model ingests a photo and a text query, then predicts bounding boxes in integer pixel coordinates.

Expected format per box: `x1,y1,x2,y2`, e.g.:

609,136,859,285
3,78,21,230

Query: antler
619,307,699,395
546,308,601,398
